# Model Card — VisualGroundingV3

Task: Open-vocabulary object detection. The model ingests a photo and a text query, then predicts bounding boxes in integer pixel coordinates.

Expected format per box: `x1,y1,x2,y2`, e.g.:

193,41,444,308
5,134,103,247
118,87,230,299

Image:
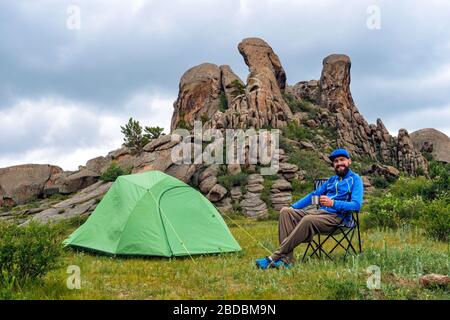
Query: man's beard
334,165,349,177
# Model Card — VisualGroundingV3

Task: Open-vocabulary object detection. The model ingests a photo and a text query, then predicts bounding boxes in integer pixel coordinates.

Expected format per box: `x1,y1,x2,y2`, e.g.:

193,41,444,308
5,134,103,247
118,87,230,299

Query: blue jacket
291,168,364,226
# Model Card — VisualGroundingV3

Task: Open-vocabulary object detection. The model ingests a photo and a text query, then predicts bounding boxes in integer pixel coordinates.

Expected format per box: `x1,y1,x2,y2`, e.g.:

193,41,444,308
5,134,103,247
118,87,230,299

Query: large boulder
0,164,63,205
53,169,99,194
410,128,450,163
237,37,287,90
85,156,111,175
171,63,222,131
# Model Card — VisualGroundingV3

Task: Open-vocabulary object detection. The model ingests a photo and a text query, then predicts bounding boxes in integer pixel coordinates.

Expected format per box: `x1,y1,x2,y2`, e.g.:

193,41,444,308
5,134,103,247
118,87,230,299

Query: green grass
11,215,450,300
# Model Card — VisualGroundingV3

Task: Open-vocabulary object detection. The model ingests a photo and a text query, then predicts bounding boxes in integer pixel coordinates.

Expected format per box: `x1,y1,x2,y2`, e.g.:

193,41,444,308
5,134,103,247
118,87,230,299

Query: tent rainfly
63,170,241,256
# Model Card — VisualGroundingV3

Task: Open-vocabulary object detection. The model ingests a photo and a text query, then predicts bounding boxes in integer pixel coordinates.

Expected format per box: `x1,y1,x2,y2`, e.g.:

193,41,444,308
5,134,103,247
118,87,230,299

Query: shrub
219,92,228,112
364,193,426,229
282,93,302,113
282,121,313,141
260,179,274,208
100,162,131,182
230,80,245,96
389,176,434,199
428,160,450,197
217,172,249,190
364,175,450,242
420,197,450,242
282,93,317,115
0,222,62,287
371,176,390,189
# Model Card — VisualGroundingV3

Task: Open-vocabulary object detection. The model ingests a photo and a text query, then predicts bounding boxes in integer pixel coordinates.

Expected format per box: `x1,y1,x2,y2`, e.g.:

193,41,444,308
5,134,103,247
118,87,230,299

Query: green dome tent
63,170,241,257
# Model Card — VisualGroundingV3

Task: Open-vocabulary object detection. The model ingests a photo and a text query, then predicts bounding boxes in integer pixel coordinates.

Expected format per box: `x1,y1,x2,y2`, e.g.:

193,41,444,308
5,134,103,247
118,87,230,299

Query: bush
282,121,313,141
364,193,426,229
217,172,249,190
260,178,274,208
219,92,228,112
428,160,450,197
100,162,131,182
420,197,450,242
371,176,391,189
0,222,62,287
230,80,245,96
364,175,450,242
389,176,434,199
282,93,317,115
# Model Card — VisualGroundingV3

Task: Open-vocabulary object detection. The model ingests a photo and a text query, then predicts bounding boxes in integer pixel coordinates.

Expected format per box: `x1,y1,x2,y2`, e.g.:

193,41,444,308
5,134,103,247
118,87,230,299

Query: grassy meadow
8,213,449,300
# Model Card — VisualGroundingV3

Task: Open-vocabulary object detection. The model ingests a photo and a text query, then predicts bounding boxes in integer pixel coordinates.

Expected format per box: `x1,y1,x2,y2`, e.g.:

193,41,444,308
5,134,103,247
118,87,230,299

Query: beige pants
270,207,342,264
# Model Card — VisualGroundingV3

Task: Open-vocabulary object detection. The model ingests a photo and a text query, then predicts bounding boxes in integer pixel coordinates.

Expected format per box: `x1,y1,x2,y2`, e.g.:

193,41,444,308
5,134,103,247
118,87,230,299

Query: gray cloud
0,0,449,169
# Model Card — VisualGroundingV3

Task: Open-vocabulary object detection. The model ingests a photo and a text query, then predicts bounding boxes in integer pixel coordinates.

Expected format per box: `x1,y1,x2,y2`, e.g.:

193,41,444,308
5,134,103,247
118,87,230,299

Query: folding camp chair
301,178,362,262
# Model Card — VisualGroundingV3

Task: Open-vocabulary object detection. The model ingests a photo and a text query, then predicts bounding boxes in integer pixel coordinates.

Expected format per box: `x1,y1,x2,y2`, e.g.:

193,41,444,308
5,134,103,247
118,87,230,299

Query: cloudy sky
1,0,449,170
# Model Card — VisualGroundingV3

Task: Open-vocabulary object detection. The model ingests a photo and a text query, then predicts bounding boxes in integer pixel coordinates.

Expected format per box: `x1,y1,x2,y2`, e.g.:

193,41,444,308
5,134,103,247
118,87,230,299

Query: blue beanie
329,148,350,161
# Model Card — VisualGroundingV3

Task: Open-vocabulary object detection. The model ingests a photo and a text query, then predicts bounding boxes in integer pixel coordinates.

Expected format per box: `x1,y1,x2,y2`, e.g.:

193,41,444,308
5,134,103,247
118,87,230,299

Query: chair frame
301,179,362,262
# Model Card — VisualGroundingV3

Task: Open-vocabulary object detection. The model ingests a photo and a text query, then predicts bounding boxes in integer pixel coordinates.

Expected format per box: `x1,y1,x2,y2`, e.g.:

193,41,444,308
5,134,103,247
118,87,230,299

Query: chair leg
357,224,362,253
309,238,333,261
318,234,322,258
310,239,322,259
355,213,362,253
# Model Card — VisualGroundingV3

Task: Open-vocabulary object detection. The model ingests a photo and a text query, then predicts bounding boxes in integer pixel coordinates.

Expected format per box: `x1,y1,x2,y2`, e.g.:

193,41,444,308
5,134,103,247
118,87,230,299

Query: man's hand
319,195,334,207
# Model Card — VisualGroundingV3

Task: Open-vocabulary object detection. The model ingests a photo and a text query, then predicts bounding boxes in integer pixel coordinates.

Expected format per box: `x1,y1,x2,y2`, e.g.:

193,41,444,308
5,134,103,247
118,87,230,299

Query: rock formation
270,178,292,211
410,128,450,163
172,38,292,131
287,54,428,176
240,174,268,218
0,164,63,206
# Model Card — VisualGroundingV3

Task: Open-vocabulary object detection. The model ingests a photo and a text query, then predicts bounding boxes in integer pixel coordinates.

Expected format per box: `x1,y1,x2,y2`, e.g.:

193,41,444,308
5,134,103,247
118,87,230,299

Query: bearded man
255,148,364,269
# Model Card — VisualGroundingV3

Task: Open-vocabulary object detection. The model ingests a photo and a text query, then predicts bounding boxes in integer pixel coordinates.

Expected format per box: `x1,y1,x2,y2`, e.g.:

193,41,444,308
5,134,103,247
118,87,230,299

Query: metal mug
312,195,320,206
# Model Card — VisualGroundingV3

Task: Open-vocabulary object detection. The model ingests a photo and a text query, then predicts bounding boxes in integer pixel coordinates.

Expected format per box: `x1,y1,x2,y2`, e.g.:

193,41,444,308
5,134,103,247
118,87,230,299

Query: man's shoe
255,257,293,269
255,257,273,269
272,258,293,269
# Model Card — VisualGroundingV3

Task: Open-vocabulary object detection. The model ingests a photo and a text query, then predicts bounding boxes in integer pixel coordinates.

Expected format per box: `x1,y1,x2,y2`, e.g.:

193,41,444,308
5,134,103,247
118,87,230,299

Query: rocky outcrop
27,181,112,224
0,164,63,206
364,163,400,180
287,53,428,176
410,128,450,163
396,129,428,174
270,179,292,211
240,174,268,218
288,80,320,103
171,63,222,131
52,169,99,194
171,37,292,131
278,162,300,181
238,37,287,91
